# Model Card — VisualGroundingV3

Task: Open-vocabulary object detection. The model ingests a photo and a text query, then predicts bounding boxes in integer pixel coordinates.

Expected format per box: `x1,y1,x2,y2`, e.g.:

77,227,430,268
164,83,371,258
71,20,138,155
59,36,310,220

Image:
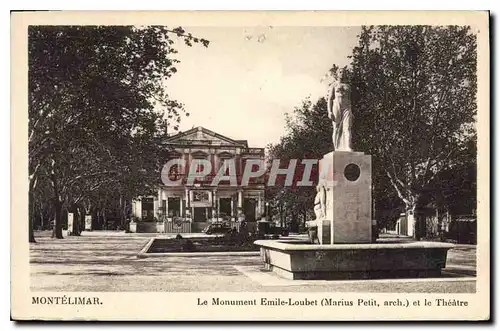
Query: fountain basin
254,240,454,280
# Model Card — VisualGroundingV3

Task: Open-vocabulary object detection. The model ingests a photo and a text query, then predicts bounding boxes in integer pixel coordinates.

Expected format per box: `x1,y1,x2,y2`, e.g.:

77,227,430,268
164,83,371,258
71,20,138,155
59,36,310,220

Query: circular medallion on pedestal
344,163,361,181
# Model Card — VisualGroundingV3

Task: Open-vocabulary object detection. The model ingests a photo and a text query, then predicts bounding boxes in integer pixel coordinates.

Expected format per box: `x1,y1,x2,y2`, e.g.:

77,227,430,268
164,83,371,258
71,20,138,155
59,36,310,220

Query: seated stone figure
313,184,326,221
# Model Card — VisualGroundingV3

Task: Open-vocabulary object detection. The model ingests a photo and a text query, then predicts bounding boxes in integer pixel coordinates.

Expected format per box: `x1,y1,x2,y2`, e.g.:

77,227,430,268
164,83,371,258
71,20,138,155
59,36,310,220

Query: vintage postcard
11,10,490,321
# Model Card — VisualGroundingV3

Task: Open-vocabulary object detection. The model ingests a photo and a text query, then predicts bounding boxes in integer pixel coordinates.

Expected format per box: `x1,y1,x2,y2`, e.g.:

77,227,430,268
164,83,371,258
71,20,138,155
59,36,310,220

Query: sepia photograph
11,10,490,321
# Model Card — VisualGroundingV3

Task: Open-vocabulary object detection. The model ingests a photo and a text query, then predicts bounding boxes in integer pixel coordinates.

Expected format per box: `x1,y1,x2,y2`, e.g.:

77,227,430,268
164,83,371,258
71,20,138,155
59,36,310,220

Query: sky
166,26,361,148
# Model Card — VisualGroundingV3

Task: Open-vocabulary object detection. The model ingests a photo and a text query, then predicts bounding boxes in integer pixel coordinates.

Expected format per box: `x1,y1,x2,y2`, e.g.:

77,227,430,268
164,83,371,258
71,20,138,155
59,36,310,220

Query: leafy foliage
268,26,477,235
28,25,209,240
338,25,477,235
266,98,332,230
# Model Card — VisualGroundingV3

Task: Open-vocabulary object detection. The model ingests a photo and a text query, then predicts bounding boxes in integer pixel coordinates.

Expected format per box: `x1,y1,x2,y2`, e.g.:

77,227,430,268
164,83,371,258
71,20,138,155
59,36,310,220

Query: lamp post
265,202,269,222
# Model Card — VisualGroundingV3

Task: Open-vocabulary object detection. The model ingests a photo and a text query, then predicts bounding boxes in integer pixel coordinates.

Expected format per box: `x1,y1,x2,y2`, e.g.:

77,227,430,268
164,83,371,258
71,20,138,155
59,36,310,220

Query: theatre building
130,126,266,233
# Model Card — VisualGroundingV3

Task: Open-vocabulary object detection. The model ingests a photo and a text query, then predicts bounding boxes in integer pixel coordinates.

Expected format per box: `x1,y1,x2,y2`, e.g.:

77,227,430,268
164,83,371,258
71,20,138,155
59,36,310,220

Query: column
165,196,169,218
184,188,189,218
217,197,220,220
237,155,243,179
230,196,234,219
238,190,243,208
153,197,159,219
67,213,74,235
136,199,142,220
185,150,190,177
407,212,414,237
211,153,216,177
158,189,162,219
257,193,263,217
212,189,217,221
132,200,137,218
180,197,185,218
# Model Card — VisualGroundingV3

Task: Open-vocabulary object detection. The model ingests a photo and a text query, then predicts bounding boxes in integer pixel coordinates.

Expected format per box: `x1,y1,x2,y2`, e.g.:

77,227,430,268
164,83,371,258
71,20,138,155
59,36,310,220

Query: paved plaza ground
30,231,477,293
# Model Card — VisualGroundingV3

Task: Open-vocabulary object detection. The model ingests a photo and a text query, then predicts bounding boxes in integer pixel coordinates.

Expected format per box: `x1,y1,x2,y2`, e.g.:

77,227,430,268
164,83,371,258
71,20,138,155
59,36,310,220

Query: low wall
135,222,157,233
129,220,257,234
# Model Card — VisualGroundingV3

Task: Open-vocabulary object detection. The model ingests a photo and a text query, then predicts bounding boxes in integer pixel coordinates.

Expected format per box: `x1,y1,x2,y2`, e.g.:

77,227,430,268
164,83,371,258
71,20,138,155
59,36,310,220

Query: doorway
167,197,181,217
243,198,257,222
219,198,232,219
193,207,207,222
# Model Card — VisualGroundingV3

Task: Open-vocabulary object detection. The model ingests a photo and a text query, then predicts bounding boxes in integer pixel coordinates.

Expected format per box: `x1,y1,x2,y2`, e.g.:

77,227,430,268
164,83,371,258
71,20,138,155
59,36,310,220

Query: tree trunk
73,205,80,236
52,198,64,239
49,158,64,239
69,203,81,236
404,195,422,240
291,212,298,232
406,205,416,238
28,189,36,243
78,204,86,236
122,197,131,231
103,209,107,230
95,210,100,230
279,205,284,228
28,176,37,242
119,194,124,229
39,202,45,230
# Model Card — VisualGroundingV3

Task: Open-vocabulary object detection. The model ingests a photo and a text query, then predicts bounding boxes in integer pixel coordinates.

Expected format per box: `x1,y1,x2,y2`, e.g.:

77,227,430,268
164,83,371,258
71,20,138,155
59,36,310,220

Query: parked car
256,220,289,238
269,225,289,236
203,222,232,235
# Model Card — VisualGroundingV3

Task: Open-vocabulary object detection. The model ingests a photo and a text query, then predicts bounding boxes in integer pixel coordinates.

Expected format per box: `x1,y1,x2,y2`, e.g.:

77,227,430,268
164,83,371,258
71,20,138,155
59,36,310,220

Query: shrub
182,239,196,252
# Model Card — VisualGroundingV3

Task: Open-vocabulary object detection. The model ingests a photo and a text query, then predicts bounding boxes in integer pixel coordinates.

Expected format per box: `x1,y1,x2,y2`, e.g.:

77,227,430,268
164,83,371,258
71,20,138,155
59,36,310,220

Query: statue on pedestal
327,81,353,152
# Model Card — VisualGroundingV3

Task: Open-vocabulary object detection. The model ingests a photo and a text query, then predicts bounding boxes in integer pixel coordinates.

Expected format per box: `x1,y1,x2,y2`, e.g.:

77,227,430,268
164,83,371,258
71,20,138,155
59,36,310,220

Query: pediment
218,151,234,158
191,150,209,159
166,126,246,147
167,150,182,159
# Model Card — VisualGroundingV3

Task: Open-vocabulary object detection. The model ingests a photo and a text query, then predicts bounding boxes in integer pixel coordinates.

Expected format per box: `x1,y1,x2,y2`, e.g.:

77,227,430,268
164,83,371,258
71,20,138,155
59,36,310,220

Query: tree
423,138,477,217
28,26,209,241
266,98,332,229
338,26,477,238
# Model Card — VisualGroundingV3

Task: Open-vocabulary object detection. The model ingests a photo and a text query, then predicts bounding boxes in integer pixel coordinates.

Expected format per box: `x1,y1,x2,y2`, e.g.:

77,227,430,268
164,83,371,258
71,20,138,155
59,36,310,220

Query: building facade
131,126,266,233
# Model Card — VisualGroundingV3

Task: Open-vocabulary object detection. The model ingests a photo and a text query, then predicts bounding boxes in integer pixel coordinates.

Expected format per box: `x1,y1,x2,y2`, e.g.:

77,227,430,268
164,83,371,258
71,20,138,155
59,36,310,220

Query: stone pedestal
67,213,74,235
317,151,372,244
85,215,92,231
156,221,166,233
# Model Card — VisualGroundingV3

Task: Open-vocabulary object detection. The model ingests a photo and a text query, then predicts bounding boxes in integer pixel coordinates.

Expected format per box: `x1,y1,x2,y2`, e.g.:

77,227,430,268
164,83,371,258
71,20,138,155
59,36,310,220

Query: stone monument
314,81,372,244
85,215,92,231
317,151,372,244
254,79,454,280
